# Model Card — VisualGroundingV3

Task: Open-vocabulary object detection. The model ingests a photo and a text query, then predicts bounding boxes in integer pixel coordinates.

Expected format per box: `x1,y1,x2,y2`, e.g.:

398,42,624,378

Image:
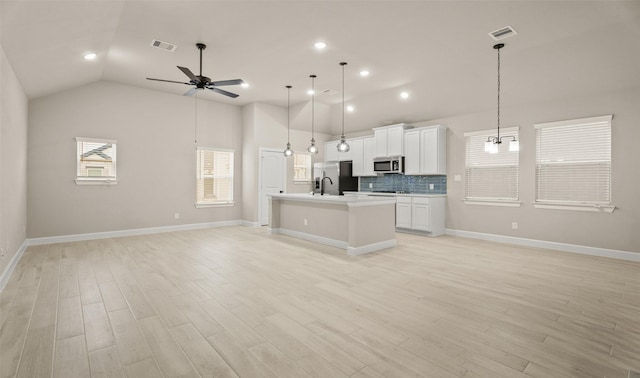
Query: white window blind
293,153,312,182
465,127,519,201
196,148,234,205
535,115,611,205
76,137,116,182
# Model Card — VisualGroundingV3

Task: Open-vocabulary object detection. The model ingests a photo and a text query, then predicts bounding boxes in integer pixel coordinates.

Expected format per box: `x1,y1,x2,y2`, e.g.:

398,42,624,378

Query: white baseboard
0,239,28,293
445,228,640,262
269,228,348,249
27,220,243,246
241,220,261,228
348,239,397,256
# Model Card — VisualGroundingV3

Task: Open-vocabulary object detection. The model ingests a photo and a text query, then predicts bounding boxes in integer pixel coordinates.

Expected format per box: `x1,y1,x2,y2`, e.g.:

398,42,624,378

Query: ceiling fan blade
210,79,244,87
184,87,199,96
208,87,239,98
147,77,191,85
177,66,199,83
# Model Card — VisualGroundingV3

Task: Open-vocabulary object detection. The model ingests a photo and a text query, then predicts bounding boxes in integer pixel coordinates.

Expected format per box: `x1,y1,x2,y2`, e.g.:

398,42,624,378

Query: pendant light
336,62,350,153
283,85,294,157
484,43,519,154
307,75,319,154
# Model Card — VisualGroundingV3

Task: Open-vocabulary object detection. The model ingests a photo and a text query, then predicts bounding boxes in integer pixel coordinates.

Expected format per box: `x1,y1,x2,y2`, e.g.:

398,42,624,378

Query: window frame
75,137,118,185
463,127,521,207
534,114,615,213
293,153,313,184
195,147,235,208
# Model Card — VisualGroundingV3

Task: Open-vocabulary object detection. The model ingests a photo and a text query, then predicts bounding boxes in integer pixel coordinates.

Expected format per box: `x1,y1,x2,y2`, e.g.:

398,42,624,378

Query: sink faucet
320,176,333,195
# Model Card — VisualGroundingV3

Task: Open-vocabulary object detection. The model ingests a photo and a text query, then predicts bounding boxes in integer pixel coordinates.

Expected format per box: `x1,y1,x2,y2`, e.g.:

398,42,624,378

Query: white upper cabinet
350,136,376,176
373,123,412,157
403,125,447,175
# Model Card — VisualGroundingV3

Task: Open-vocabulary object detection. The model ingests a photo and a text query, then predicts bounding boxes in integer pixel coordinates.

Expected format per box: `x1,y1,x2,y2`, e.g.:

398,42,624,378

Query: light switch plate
454,175,462,182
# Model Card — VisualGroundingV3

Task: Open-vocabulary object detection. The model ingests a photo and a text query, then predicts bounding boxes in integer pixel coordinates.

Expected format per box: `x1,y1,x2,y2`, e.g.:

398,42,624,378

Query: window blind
535,115,612,205
196,148,234,205
76,137,116,180
464,127,519,201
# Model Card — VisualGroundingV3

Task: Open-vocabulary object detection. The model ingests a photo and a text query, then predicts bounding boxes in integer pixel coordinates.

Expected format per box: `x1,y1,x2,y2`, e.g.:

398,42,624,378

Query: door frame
258,147,287,226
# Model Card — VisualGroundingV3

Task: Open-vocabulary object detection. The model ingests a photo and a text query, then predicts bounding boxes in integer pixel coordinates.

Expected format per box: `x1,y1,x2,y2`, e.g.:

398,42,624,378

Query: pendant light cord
341,64,345,136
287,85,291,143
497,45,501,141
311,76,315,140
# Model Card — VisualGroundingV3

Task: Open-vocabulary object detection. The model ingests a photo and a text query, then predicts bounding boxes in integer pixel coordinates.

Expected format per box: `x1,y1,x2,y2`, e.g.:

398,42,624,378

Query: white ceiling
2,1,640,135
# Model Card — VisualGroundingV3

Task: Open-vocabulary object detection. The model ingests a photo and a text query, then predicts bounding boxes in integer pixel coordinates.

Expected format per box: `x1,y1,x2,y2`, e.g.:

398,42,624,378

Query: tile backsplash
359,175,447,194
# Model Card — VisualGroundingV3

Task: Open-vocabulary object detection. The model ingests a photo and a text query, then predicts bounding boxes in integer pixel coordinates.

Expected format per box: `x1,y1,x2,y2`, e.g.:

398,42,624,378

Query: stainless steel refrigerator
313,161,359,195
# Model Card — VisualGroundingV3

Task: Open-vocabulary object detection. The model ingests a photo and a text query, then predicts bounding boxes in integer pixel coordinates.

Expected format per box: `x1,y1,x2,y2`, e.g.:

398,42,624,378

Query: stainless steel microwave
373,156,404,174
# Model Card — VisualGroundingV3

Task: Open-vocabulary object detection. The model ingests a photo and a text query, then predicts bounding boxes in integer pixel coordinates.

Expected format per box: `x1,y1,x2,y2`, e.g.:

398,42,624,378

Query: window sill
464,200,521,207
195,203,235,208
533,202,615,213
75,179,118,186
294,181,312,185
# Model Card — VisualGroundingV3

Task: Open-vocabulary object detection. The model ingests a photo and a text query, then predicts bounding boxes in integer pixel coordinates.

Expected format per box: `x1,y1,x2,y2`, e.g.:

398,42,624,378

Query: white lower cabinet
395,197,413,229
395,195,445,236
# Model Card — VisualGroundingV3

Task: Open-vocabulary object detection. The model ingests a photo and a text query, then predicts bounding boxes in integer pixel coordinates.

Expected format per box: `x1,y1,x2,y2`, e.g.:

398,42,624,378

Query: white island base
268,193,397,256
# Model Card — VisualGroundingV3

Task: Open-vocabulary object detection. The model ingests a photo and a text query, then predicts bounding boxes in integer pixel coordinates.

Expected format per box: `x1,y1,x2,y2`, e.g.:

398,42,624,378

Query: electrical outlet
454,175,462,182
512,222,518,230
369,183,373,189
429,184,435,190
174,213,180,220
304,219,308,226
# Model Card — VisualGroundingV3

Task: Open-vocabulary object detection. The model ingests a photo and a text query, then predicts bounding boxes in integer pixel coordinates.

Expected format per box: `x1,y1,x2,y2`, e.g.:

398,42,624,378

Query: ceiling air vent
150,39,177,52
489,26,517,41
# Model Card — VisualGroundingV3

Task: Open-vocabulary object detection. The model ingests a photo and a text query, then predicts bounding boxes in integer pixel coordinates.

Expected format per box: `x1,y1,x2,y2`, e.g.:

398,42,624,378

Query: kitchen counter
343,191,447,198
267,193,396,255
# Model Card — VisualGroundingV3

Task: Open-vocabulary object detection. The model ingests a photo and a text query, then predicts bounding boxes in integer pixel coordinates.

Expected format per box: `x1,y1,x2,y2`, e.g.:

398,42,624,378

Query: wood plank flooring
1,226,639,377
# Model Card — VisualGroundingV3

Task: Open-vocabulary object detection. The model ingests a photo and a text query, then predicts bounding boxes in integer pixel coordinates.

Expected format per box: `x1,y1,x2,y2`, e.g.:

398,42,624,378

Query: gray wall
413,86,640,253
28,81,243,238
0,45,28,275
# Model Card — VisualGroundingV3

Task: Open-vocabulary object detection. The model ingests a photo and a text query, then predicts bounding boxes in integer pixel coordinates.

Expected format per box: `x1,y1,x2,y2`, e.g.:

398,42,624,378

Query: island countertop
267,193,397,206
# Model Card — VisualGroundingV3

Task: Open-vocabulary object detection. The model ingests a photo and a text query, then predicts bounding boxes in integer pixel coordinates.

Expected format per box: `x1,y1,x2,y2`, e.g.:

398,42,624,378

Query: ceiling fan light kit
146,43,245,98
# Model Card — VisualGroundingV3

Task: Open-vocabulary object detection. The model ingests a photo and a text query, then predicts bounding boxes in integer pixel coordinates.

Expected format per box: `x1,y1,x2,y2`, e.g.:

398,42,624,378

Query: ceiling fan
146,43,244,98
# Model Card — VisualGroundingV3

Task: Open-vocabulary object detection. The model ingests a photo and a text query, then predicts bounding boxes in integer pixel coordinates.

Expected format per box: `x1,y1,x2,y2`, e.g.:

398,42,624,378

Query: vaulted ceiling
2,1,639,134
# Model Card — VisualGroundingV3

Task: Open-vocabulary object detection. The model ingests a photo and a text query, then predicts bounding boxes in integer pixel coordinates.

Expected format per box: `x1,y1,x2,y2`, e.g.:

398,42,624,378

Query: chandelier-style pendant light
283,85,294,157
307,75,319,154
336,62,350,153
485,43,519,154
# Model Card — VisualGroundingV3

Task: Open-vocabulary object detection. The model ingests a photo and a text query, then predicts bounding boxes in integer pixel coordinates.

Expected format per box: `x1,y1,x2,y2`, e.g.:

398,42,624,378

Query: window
196,147,234,206
76,137,117,184
535,115,613,212
464,127,519,205
293,153,312,182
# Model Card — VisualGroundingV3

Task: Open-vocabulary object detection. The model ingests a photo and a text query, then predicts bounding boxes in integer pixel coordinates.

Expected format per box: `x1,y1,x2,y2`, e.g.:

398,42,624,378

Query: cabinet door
404,130,420,175
350,138,364,176
412,203,431,231
363,137,376,176
387,126,404,156
324,140,339,162
374,129,387,157
396,202,412,229
420,128,439,174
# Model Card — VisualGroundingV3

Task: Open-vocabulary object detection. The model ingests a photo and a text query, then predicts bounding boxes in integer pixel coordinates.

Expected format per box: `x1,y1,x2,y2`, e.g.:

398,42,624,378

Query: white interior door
259,149,286,226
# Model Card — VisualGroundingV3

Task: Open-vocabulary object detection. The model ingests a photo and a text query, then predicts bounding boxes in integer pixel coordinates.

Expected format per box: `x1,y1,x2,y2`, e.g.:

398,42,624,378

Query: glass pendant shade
509,139,520,152
307,140,318,154
283,142,293,157
484,140,493,153
488,142,499,154
337,135,350,152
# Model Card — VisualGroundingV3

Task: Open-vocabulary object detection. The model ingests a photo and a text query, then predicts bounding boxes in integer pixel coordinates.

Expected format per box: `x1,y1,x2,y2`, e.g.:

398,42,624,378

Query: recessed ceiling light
360,70,370,77
346,105,355,112
314,41,327,50
400,91,409,99
307,89,315,95
241,82,249,88
84,53,97,60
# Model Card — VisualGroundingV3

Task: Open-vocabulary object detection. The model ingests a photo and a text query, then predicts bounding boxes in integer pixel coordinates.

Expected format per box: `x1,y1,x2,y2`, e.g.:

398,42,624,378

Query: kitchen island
268,193,397,255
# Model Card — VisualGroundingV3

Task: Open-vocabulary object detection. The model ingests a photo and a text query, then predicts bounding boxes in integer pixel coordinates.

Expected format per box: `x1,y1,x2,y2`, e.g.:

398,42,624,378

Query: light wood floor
1,226,639,378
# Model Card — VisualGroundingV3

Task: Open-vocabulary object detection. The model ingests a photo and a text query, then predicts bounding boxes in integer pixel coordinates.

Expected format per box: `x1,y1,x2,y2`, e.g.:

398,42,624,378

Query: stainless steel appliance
313,161,359,195
373,156,404,174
